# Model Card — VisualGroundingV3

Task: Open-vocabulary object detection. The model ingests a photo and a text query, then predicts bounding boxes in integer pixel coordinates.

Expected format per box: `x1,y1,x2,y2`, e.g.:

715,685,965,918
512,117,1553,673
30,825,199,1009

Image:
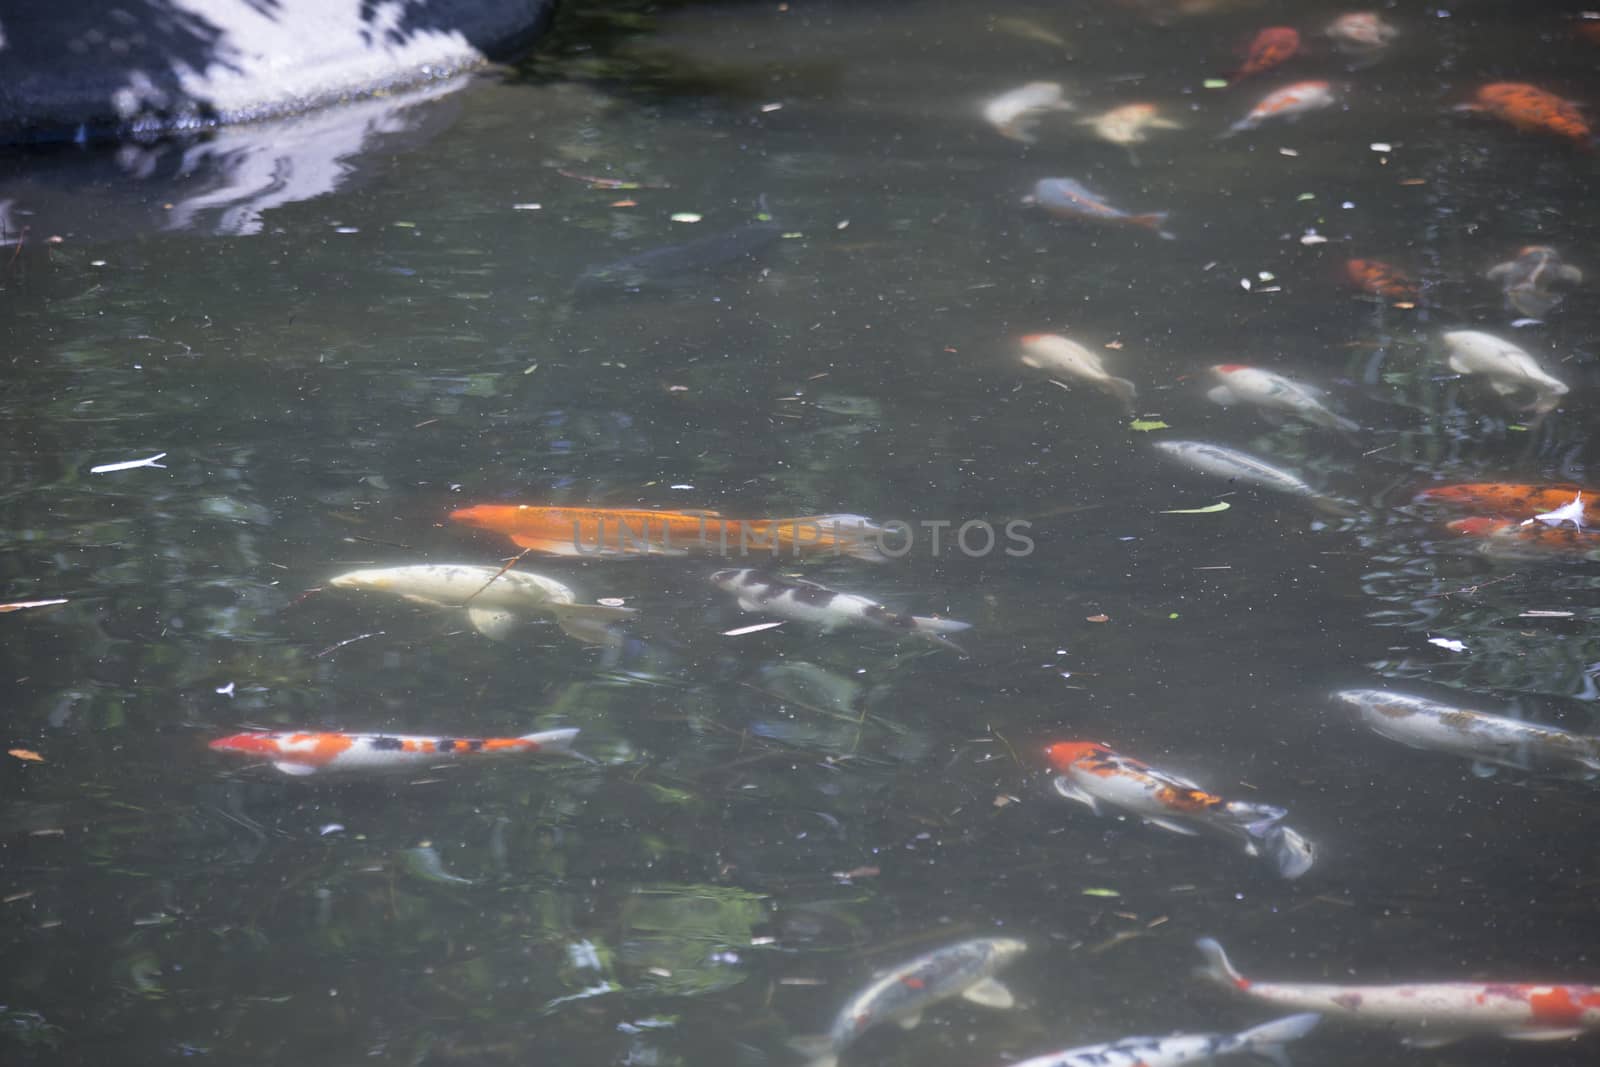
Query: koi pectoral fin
960,977,1015,1010
1051,776,1100,812
271,761,319,777
468,608,523,641
1145,816,1202,836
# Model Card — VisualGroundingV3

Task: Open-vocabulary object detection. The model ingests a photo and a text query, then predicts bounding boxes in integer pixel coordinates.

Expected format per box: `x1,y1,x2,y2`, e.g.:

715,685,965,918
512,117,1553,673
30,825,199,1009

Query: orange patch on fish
1416,483,1595,518
1345,258,1418,299
1231,27,1299,81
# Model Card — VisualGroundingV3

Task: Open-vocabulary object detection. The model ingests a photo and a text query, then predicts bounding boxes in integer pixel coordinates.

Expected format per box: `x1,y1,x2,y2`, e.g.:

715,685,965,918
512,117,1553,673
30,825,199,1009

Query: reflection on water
3,1,1600,1065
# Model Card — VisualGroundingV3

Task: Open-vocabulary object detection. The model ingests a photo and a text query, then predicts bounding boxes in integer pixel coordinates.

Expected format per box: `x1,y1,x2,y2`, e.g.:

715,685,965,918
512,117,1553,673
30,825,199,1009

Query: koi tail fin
1133,212,1176,240
1258,824,1316,880
1224,1013,1321,1067
911,616,973,655
1195,937,1245,989
1106,376,1138,413
521,728,592,762
1311,495,1361,519
785,1035,837,1067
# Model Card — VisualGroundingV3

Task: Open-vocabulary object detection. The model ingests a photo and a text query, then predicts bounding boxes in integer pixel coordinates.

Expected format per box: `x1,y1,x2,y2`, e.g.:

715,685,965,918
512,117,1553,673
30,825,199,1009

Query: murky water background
3,1,1599,1064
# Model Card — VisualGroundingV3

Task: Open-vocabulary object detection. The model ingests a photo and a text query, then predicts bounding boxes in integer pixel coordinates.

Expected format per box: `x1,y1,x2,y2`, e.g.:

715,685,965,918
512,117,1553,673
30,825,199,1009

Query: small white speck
1428,637,1468,653
1341,201,1356,209
670,213,702,223
1370,142,1393,153
1240,278,1252,290
598,598,626,607
760,103,783,113
1258,271,1275,282
669,483,694,490
215,682,235,697
1278,147,1299,157
512,203,542,211
334,226,359,234
1300,231,1328,246
319,823,345,836
836,219,850,230
90,260,107,267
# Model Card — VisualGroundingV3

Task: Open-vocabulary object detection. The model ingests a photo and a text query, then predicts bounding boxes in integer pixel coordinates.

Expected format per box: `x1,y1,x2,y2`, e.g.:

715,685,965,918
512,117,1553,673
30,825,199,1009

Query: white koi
328,564,634,644
1197,938,1600,1046
789,937,1026,1067
1334,688,1600,781
984,82,1074,143
1441,330,1568,415
1326,12,1399,55
1207,364,1357,432
1020,333,1137,412
1008,1013,1321,1067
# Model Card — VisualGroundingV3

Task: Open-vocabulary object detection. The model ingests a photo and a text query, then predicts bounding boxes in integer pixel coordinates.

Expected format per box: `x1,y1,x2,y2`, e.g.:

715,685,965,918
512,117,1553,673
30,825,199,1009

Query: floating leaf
723,621,785,637
1085,614,1110,624
670,213,702,223
1160,502,1230,514
8,749,44,763
1082,887,1121,898
1129,419,1169,432
1203,78,1228,89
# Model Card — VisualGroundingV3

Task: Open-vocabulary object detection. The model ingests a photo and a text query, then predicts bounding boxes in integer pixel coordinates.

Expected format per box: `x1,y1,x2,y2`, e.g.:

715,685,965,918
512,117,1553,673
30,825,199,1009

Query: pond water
3,1,1599,1064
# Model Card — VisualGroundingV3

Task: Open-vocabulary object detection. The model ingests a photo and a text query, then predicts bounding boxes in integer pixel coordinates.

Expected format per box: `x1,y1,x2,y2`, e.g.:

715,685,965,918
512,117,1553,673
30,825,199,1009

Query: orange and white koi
1228,27,1299,83
450,505,890,562
1197,938,1600,1046
1207,364,1357,432
1446,517,1600,561
1020,333,1137,412
1441,330,1568,415
209,727,580,777
1223,80,1335,136
1045,742,1314,879
1345,257,1418,301
1415,482,1598,521
1325,12,1399,56
984,82,1074,144
1024,178,1174,239
1486,246,1583,319
1457,82,1592,148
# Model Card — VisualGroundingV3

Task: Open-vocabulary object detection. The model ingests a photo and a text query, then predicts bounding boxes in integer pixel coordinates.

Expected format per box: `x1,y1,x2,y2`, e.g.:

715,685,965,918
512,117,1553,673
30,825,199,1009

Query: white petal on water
1428,637,1468,653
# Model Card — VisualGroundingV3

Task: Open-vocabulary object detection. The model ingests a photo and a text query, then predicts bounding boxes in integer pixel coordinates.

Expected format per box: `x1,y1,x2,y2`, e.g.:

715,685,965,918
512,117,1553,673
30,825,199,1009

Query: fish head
708,568,748,591
1044,741,1110,772
328,568,391,591
209,733,279,758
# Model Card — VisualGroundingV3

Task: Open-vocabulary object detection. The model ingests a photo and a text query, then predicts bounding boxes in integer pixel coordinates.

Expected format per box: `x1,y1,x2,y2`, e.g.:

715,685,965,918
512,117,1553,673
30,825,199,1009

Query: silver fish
1335,689,1600,781
1486,246,1583,319
789,937,1027,1067
1153,441,1349,515
1206,365,1357,432
710,569,970,651
1008,1013,1320,1067
1024,178,1174,239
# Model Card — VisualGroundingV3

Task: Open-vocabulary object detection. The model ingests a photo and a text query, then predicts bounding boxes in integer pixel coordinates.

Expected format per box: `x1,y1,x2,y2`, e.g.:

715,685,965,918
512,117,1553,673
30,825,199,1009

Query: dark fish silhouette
575,205,784,297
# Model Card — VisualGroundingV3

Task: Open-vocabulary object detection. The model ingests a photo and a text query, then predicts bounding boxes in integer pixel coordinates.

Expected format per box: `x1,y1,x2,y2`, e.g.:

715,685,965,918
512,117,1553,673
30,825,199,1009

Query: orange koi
1229,27,1299,82
450,505,889,562
1447,517,1600,560
209,727,580,777
1344,257,1418,300
1415,483,1597,519
1458,82,1592,148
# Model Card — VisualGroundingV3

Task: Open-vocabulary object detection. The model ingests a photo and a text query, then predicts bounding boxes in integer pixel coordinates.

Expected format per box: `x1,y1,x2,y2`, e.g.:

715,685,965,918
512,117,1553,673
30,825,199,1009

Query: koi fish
1335,688,1600,782
1441,330,1568,415
1414,482,1597,521
1223,81,1335,136
575,211,784,296
1207,364,1358,432
1229,27,1300,83
1486,246,1583,319
208,727,581,777
1196,938,1600,1046
450,506,890,563
1345,258,1418,301
1457,82,1592,148
1024,178,1174,239
1154,440,1352,515
1045,742,1314,879
1446,517,1600,561
1008,1013,1321,1067
709,569,971,650
984,82,1074,144
329,564,635,644
1020,333,1137,413
1079,103,1183,148
1325,12,1399,56
788,937,1026,1067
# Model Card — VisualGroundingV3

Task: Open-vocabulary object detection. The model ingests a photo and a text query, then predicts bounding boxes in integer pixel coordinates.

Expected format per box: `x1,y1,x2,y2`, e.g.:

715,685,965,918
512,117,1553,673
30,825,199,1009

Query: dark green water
3,1,1599,1064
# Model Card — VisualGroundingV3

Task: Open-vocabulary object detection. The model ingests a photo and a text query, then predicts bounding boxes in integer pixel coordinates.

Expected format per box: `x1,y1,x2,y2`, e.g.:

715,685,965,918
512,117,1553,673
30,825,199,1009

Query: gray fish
1335,689,1600,782
1023,178,1174,239
709,568,971,651
575,212,784,296
788,937,1027,1067
1486,246,1583,319
1007,1013,1320,1067
1153,440,1351,515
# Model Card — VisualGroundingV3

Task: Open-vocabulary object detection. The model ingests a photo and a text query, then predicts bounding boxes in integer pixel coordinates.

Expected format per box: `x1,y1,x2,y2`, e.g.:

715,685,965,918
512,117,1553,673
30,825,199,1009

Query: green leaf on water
1203,79,1228,89
1508,424,1528,432
1081,887,1120,898
1129,419,1169,432
1160,502,1230,514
